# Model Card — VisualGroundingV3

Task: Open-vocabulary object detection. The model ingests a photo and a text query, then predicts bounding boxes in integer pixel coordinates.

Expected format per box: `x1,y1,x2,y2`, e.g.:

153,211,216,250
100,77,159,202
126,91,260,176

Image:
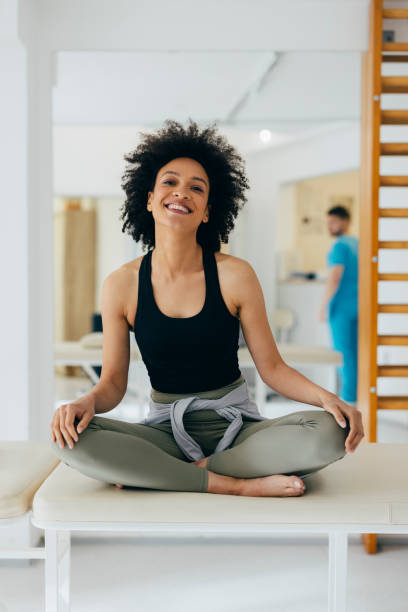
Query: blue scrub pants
328,311,358,403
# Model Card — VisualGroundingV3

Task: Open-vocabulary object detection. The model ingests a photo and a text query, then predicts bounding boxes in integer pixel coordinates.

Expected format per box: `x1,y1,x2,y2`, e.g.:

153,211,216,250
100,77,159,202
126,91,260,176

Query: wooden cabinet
54,201,96,375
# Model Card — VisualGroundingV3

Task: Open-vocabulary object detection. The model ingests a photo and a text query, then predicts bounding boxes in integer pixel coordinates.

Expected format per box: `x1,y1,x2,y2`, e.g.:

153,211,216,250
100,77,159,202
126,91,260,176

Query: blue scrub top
326,235,359,318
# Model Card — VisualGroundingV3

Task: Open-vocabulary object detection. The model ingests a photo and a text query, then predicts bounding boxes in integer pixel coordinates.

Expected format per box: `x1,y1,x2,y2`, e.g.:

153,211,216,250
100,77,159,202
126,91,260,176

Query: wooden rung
379,240,408,248
378,335,408,345
381,143,408,155
379,207,408,217
382,54,408,62
378,365,408,376
377,396,408,409
382,76,408,92
378,273,408,280
378,304,408,313
383,43,408,51
383,9,408,19
381,110,408,124
380,175,408,186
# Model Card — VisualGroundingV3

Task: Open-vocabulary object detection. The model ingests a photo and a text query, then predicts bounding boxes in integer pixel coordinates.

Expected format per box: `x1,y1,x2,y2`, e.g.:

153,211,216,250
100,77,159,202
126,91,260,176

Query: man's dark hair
120,118,250,252
327,205,351,220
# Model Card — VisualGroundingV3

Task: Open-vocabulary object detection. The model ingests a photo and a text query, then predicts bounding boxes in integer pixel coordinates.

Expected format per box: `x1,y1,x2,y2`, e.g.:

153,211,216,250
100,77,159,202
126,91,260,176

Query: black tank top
133,246,242,393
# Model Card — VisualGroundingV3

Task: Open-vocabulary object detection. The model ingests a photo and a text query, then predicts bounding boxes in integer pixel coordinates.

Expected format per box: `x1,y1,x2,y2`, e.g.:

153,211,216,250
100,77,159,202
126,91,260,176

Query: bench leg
328,532,348,612
45,529,71,612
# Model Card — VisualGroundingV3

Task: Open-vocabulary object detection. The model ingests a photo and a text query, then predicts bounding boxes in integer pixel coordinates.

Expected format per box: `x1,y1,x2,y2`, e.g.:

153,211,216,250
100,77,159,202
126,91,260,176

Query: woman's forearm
264,361,333,407
88,378,126,414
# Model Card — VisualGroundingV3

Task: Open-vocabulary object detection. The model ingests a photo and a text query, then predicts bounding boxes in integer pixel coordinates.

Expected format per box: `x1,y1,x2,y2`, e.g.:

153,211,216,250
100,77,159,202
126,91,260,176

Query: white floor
1,532,408,612
1,371,407,612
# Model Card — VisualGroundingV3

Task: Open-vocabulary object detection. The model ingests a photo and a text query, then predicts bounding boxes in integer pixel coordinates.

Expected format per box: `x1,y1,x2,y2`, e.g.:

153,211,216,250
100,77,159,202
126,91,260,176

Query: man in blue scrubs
318,206,359,404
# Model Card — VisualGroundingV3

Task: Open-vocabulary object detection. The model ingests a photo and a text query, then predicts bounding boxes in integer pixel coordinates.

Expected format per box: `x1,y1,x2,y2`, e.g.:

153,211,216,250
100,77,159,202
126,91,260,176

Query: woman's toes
115,483,123,489
290,476,306,492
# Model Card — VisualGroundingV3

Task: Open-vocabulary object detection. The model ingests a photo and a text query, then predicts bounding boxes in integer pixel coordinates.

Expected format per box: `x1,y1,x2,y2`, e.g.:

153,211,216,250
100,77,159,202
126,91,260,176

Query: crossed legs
51,408,349,497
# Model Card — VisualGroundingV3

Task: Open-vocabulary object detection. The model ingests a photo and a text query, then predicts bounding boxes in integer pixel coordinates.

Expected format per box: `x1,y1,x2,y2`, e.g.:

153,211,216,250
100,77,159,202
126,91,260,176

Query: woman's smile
165,202,192,215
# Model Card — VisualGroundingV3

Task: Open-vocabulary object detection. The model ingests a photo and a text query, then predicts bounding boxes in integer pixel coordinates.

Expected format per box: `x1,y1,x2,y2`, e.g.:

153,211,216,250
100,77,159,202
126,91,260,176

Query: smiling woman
50,118,363,500
119,118,249,252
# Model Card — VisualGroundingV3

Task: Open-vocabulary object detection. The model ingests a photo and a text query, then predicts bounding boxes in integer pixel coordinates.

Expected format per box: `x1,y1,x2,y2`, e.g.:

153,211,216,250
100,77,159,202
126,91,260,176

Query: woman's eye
163,180,202,192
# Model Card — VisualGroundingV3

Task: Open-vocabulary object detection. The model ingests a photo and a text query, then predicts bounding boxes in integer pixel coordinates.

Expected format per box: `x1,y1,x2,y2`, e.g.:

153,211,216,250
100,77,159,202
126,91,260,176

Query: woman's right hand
51,394,96,450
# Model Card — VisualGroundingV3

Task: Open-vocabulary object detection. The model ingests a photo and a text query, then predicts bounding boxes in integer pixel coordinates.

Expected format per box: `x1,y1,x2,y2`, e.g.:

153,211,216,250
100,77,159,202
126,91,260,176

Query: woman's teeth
166,204,190,214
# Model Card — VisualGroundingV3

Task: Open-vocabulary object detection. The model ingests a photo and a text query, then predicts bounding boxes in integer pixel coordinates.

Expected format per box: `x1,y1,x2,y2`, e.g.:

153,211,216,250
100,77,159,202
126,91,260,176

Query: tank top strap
137,248,154,311
203,247,223,305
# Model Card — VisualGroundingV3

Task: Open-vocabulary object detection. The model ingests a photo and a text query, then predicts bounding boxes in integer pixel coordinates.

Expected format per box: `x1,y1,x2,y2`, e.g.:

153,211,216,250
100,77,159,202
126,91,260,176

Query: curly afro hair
120,118,250,252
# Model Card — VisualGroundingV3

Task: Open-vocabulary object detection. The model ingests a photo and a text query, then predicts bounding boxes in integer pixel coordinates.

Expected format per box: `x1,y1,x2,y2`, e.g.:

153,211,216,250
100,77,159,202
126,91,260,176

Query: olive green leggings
51,407,350,493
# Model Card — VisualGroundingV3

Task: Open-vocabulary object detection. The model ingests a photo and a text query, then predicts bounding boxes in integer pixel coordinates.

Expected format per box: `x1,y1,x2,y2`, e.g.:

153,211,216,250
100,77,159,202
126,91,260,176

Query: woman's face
147,157,210,230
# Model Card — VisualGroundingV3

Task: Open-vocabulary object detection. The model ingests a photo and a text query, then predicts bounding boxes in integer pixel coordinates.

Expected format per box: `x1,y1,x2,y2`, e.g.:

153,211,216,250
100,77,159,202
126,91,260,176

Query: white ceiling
53,50,361,152
47,0,368,154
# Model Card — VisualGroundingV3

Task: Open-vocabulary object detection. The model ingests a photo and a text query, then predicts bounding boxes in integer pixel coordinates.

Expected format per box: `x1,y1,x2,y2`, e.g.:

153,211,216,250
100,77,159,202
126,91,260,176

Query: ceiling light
259,129,272,143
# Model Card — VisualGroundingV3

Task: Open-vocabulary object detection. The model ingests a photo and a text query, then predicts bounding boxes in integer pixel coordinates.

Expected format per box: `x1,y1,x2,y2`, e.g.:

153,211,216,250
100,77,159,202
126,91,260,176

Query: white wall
244,123,361,313
95,197,143,311
53,126,143,196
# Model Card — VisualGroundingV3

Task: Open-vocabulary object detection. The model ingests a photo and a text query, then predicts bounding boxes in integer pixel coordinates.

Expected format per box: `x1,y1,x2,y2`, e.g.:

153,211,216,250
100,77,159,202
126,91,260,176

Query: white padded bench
0,441,60,563
31,442,408,612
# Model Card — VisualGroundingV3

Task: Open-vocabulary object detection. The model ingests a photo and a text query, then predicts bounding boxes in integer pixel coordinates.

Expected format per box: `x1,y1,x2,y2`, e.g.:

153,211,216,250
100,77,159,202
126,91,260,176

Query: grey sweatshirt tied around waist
142,380,267,461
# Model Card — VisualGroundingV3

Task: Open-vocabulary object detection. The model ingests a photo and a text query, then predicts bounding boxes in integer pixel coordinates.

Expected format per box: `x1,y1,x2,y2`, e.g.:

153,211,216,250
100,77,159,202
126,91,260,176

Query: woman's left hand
320,394,365,453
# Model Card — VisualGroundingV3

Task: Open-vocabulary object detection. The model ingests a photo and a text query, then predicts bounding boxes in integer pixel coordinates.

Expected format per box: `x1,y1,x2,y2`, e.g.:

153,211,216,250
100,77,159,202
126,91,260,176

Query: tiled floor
1,372,407,612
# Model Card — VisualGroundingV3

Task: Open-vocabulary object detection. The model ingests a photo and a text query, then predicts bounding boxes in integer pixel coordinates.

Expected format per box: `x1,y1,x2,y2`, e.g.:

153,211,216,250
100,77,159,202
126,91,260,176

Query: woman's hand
320,393,364,453
51,394,96,450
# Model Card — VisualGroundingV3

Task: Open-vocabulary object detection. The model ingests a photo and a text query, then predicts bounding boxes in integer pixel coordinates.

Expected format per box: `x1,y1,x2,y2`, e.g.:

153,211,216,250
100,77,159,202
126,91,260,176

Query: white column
0,1,30,440
26,45,55,442
0,0,54,441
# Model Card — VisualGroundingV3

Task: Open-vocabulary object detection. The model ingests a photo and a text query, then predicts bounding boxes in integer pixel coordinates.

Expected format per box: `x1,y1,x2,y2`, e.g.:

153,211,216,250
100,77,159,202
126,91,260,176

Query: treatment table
14,442,408,612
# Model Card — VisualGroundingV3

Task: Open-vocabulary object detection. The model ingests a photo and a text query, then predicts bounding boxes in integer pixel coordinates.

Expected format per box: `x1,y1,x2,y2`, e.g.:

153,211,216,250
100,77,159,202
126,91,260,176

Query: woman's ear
204,202,211,222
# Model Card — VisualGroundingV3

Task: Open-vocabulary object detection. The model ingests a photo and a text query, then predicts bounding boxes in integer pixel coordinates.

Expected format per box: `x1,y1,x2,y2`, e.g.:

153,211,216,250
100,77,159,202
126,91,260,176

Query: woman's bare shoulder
214,252,256,317
104,256,144,330
214,251,254,277
106,255,143,286
119,255,144,275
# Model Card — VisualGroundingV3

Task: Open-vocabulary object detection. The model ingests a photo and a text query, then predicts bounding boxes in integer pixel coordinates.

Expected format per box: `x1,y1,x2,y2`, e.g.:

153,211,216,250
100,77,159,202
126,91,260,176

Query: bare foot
237,474,306,497
194,456,306,497
115,460,306,498
207,471,306,497
193,456,305,497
